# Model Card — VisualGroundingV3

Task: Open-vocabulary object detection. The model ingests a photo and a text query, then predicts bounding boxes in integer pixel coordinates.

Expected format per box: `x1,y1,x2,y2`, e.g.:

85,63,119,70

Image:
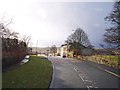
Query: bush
2,46,27,70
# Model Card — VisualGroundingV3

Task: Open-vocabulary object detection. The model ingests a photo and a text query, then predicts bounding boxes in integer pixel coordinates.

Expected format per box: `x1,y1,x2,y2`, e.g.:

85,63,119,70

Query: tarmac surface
48,56,119,89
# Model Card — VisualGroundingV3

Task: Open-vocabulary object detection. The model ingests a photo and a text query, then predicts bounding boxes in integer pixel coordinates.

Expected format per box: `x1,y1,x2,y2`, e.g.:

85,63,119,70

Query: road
48,57,119,89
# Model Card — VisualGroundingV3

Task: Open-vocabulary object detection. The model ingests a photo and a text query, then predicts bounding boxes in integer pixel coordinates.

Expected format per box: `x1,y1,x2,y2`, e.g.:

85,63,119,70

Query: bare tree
1,28,19,38
50,45,57,56
22,35,31,47
0,17,15,38
1,16,32,69
66,28,91,47
0,16,13,29
65,28,92,57
104,1,120,49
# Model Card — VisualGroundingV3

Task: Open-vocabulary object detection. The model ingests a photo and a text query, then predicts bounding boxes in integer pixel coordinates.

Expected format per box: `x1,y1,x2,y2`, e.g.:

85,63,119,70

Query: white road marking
98,67,120,78
84,80,92,82
87,85,98,89
82,75,88,79
73,68,78,72
104,69,120,78
94,87,98,88
79,74,85,81
88,86,93,88
73,67,98,89
86,86,91,90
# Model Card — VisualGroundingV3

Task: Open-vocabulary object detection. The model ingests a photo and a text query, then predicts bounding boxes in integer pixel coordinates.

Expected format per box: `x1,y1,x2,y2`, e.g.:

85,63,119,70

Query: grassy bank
77,55,119,69
2,56,52,88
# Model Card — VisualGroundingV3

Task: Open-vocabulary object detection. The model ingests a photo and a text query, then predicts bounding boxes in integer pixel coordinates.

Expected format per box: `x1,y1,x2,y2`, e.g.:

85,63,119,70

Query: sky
0,0,114,48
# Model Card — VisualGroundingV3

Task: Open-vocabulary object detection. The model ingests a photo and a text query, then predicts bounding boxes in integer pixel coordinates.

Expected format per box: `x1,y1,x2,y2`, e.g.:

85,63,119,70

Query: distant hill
31,47,50,53
31,47,60,53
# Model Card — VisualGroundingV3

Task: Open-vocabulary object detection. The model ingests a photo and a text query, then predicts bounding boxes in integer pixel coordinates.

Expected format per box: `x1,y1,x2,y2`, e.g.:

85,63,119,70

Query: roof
61,44,68,47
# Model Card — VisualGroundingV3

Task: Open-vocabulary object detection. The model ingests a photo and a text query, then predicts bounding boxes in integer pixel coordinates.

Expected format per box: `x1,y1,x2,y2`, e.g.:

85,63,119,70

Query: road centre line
79,74,85,81
78,74,97,89
94,86,98,88
73,67,98,89
86,86,91,90
88,86,93,88
87,85,98,90
74,68,93,83
73,68,78,72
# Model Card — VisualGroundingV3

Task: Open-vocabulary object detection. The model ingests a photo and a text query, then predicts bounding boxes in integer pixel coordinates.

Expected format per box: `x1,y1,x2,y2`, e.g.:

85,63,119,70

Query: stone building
60,44,68,58
59,44,93,58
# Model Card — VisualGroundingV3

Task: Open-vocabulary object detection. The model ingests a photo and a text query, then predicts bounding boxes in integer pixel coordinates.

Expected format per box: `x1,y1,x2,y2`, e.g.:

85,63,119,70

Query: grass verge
2,55,52,88
77,55,119,69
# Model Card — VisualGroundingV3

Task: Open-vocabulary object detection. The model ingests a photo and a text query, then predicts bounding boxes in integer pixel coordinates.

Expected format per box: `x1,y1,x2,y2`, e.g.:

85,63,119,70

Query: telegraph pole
36,40,38,56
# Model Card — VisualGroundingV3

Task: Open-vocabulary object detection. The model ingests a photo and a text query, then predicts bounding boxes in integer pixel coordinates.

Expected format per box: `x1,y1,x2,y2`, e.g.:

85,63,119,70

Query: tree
1,17,30,69
50,45,57,56
66,28,91,47
104,1,120,49
65,28,92,57
1,28,19,38
0,16,12,30
21,35,31,47
0,17,18,39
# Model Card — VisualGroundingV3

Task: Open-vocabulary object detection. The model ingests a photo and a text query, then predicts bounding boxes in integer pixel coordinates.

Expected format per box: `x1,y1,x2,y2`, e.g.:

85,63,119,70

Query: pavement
48,56,119,89
21,55,30,64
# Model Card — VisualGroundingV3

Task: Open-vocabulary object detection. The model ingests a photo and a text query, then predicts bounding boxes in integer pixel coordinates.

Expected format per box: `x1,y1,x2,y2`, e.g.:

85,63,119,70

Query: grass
94,55,119,61
89,55,119,63
83,55,120,69
75,54,119,69
2,55,53,88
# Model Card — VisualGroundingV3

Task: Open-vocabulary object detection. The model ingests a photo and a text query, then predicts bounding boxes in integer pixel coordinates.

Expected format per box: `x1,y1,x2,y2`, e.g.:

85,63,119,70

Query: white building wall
61,47,64,58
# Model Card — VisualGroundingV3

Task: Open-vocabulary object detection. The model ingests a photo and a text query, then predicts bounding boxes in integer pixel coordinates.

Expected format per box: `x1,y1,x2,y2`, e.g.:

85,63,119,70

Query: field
2,56,52,88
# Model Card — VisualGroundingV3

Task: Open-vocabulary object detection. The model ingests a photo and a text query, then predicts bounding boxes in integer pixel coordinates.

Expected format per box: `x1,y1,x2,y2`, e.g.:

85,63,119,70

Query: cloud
94,24,100,27
36,8,47,20
92,8,104,12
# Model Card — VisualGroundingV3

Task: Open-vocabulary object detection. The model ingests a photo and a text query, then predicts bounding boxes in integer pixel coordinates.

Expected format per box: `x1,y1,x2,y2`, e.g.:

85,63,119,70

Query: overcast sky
0,0,114,48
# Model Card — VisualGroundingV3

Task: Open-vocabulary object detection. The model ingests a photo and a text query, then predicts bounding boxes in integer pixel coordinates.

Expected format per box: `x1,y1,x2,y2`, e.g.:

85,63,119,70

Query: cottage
59,44,93,58
60,44,68,58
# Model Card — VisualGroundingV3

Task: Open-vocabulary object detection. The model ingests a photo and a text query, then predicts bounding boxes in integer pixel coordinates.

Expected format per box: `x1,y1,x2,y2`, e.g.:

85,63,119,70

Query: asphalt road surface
48,56,119,89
